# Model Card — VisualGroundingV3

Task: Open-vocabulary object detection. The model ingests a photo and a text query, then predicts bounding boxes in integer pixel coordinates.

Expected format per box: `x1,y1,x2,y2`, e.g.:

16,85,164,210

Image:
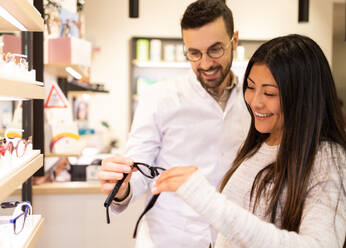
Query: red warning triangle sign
44,84,68,108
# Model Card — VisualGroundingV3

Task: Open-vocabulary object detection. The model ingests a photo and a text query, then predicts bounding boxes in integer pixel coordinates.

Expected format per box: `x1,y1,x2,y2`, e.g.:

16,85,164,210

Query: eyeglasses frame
103,162,166,239
184,35,235,62
0,201,32,235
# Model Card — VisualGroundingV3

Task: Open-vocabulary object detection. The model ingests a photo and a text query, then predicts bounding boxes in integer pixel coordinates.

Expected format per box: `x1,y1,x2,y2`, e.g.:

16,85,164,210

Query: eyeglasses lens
135,164,154,178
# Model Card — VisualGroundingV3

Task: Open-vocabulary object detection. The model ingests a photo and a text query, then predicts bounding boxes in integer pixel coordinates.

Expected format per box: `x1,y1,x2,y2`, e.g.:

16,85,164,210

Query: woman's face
244,63,283,145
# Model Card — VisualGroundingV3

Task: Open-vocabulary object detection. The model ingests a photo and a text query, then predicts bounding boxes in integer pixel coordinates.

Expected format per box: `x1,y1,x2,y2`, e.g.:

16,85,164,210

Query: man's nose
199,53,214,70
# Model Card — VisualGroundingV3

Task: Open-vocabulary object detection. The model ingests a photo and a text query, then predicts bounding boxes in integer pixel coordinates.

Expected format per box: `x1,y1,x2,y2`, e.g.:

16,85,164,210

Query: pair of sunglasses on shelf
104,162,165,238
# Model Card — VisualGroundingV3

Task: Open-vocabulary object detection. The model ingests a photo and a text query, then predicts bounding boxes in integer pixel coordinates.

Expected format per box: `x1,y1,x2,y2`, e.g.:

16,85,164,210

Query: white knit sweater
176,142,346,247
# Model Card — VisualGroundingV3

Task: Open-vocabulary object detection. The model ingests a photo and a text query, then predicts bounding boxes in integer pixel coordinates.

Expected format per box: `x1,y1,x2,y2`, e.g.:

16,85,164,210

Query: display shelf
45,63,89,80
0,153,43,203
0,78,45,99
60,81,109,94
0,0,44,31
13,181,101,195
132,60,190,68
45,152,81,157
23,216,44,248
33,181,100,195
0,215,44,248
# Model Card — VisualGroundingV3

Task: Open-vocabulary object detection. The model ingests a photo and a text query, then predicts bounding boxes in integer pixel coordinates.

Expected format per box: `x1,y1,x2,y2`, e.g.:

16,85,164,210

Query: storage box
46,37,92,67
69,164,88,181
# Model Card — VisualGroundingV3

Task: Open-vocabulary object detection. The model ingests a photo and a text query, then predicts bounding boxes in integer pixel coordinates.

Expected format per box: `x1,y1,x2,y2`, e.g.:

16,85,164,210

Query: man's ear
232,31,239,51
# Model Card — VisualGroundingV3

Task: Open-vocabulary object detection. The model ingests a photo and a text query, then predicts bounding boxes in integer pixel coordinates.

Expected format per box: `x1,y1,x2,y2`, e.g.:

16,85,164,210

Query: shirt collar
205,71,237,99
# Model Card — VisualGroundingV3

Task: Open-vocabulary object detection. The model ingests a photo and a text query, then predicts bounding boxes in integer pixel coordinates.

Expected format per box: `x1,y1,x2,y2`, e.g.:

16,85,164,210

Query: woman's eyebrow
248,76,277,88
248,77,256,84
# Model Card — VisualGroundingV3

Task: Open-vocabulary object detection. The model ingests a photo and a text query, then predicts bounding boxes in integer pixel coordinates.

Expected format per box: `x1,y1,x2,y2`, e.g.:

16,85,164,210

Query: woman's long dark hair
220,34,346,232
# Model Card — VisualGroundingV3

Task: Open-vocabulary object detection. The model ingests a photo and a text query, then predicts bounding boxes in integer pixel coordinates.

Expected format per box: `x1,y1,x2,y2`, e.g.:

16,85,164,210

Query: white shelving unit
0,1,45,246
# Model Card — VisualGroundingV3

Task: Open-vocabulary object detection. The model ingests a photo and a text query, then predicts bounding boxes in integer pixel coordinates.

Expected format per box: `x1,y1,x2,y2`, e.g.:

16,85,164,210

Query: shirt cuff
110,183,133,214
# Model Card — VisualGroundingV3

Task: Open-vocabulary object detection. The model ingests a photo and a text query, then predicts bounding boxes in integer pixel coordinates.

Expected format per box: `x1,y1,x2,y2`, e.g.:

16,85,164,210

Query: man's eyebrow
187,41,223,51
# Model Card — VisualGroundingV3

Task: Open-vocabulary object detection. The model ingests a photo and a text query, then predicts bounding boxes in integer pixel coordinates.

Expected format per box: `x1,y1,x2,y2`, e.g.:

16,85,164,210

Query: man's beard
197,60,232,91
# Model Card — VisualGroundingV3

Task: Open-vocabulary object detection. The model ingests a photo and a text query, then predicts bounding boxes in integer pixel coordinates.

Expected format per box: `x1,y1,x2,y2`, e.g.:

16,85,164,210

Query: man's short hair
181,0,234,38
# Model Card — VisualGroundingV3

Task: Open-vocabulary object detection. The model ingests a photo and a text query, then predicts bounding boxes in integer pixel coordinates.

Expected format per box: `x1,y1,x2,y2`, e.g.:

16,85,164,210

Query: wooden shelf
45,63,89,79
13,181,101,195
0,215,44,247
45,153,81,157
24,216,44,248
132,60,190,68
0,78,45,99
0,0,44,31
0,153,43,202
34,181,100,195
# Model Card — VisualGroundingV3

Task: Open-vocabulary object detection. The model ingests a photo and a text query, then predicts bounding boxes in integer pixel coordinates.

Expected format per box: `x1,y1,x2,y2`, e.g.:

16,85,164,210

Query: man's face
182,17,237,92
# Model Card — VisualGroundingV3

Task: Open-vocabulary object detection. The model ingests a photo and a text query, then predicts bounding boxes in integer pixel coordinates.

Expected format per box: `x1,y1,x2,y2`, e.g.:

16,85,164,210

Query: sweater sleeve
176,168,346,248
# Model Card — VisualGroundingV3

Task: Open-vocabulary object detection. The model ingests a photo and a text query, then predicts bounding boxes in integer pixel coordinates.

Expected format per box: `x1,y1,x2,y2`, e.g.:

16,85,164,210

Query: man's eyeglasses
184,36,234,62
104,162,165,238
0,201,32,235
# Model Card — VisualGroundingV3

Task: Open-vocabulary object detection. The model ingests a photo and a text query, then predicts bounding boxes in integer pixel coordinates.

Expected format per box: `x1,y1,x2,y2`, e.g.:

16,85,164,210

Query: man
98,0,251,247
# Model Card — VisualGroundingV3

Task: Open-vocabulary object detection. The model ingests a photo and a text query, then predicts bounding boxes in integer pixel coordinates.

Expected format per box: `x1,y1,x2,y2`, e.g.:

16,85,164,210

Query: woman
152,34,346,247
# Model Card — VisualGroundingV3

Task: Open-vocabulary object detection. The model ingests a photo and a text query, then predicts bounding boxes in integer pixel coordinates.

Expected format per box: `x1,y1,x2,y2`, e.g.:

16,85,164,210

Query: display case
0,1,45,247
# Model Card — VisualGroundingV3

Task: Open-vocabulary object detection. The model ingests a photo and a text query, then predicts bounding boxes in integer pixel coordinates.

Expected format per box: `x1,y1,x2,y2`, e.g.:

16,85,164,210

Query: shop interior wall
30,1,340,247
83,0,334,150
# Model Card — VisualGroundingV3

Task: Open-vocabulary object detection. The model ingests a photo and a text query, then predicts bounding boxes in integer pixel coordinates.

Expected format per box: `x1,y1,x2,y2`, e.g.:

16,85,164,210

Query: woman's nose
251,92,264,109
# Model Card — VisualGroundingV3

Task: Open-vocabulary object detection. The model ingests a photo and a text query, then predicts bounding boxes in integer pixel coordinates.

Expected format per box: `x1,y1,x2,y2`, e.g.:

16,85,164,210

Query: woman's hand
152,166,198,194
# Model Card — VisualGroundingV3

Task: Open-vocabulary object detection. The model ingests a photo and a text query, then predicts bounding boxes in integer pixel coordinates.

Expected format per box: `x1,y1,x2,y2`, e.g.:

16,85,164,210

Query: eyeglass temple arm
1,201,20,209
104,173,129,224
133,193,160,238
104,173,129,208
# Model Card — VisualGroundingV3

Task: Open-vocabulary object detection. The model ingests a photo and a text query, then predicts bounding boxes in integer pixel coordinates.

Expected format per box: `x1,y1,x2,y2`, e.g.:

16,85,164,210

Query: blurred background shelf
0,78,45,99
0,0,44,31
0,153,43,203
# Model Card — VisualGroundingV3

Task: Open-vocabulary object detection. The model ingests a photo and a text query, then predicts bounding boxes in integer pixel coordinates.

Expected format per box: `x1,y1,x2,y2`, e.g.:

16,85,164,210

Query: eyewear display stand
0,1,45,247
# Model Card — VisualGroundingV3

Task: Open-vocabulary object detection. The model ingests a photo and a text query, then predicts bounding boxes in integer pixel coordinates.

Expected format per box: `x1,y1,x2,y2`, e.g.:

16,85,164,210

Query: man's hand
98,155,136,200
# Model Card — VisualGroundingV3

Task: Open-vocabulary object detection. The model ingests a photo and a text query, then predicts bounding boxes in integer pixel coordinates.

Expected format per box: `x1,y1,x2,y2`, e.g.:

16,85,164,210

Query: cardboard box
46,37,91,67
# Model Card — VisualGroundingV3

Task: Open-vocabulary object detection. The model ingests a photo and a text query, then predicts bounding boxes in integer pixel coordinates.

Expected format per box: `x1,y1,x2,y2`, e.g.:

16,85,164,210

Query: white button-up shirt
113,69,251,248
